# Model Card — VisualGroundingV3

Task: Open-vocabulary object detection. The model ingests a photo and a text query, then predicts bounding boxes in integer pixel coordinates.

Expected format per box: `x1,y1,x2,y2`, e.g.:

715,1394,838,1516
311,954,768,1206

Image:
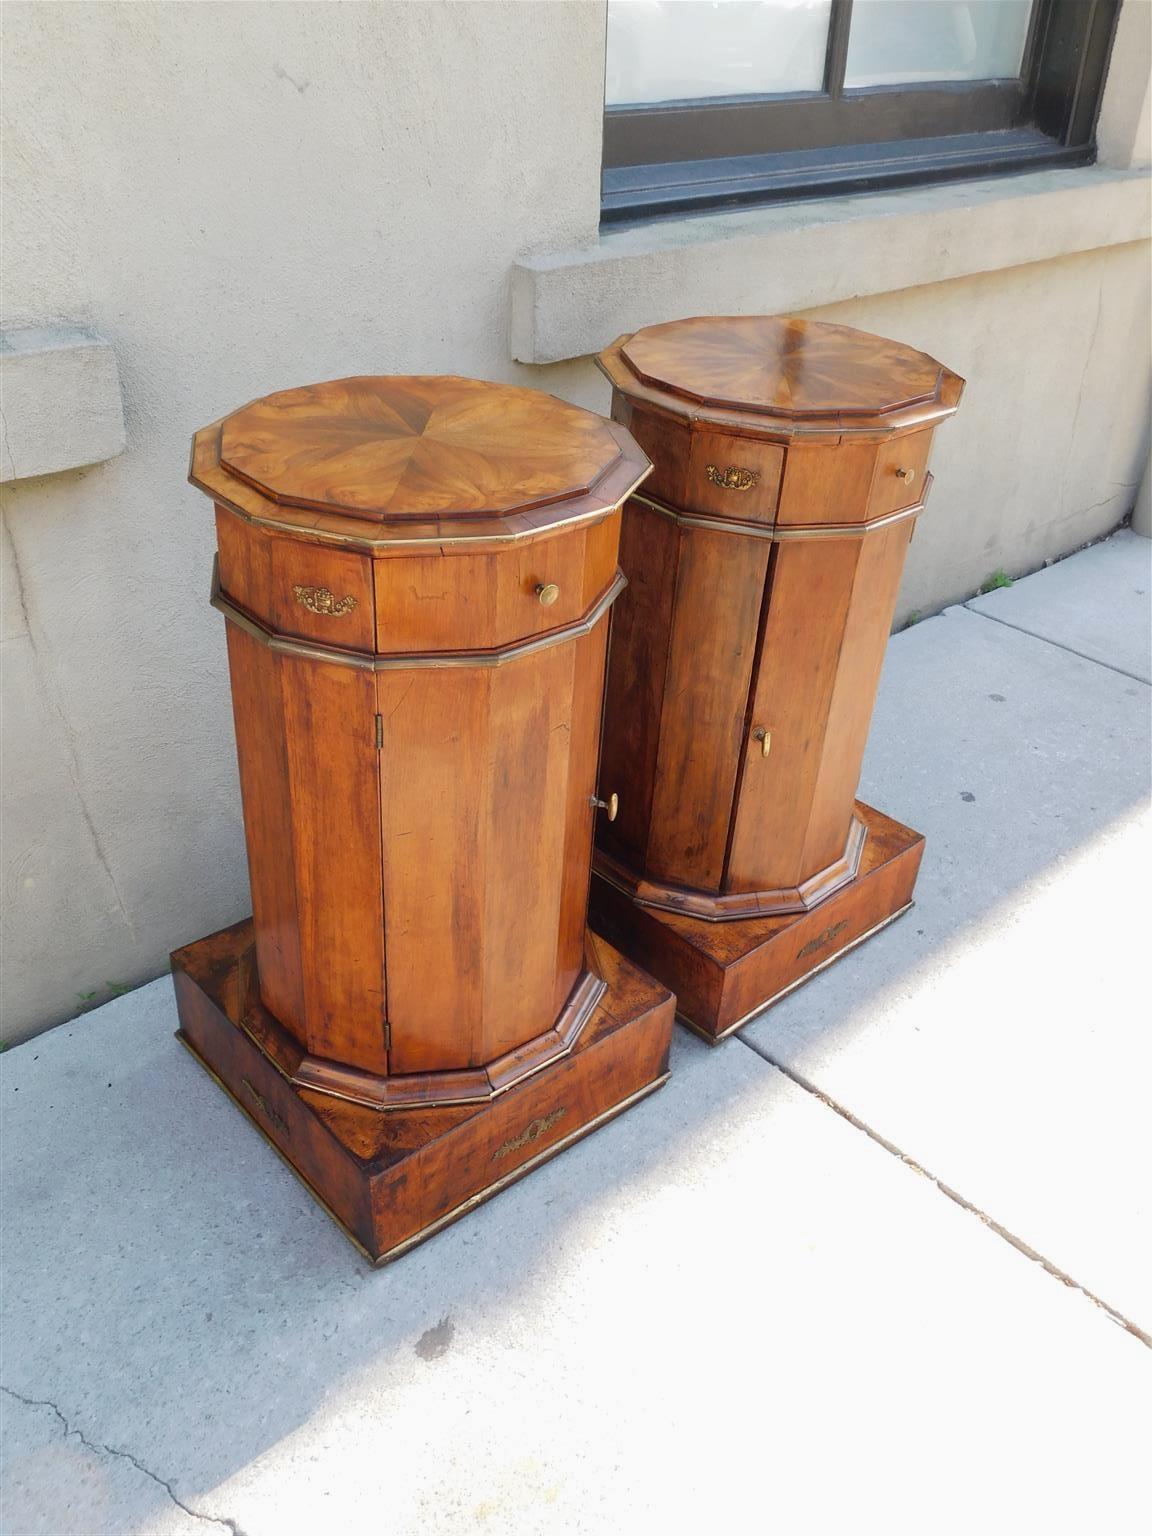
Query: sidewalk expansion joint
0,1384,249,1535
960,603,1152,687
733,1037,1152,1350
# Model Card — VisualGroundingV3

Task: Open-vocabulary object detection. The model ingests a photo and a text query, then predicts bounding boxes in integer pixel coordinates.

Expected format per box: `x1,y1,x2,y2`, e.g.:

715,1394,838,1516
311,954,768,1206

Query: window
602,0,1122,223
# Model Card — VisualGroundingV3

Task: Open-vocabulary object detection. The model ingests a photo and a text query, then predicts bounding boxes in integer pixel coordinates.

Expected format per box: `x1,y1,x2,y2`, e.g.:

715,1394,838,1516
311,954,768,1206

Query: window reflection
606,0,835,106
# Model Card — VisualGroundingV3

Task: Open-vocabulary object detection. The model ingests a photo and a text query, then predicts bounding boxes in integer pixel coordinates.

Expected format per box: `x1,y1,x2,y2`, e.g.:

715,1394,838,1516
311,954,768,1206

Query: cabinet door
376,625,608,1074
597,498,680,875
277,653,388,1072
725,522,912,893
226,626,388,1073
645,524,770,893
726,540,861,893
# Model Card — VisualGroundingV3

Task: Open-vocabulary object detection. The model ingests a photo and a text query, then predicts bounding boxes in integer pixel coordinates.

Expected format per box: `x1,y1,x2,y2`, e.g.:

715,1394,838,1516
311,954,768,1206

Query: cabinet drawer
269,541,376,651
870,430,934,520
776,442,876,529
373,514,620,655
776,430,934,530
215,508,376,653
614,403,782,525
685,431,783,524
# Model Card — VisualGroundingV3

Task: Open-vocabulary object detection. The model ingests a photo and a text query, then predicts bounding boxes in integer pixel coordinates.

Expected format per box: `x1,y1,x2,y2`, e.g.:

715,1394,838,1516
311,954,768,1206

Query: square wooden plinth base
171,920,674,1265
590,802,924,1044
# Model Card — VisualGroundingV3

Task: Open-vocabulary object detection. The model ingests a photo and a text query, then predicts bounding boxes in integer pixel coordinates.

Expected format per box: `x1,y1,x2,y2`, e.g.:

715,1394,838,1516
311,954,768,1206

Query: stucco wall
2,0,1150,1042
799,245,1151,618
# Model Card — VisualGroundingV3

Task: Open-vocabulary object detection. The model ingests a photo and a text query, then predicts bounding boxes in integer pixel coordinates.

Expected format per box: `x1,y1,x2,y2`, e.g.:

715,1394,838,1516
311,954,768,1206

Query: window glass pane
844,0,1034,88
606,0,834,106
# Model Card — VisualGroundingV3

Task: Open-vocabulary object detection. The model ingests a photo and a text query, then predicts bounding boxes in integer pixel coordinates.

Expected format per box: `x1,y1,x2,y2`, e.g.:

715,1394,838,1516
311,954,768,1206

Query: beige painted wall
2,0,1150,1042
801,246,1151,619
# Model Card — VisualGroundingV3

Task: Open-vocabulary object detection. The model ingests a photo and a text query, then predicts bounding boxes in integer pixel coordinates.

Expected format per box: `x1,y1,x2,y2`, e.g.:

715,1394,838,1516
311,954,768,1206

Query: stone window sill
511,165,1150,366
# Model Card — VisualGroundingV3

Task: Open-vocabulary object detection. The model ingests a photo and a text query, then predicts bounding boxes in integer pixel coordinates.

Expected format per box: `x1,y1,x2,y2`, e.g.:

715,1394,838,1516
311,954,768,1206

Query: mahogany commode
172,375,674,1262
591,316,965,1040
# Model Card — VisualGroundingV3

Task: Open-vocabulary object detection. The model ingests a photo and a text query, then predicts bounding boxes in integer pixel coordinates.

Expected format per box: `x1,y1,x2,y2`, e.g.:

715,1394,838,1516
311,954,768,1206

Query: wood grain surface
196,374,641,1112
599,315,964,443
219,375,626,521
172,920,673,1262
220,627,389,1073
374,625,610,1075
594,314,957,964
591,802,923,1040
643,524,770,893
620,315,944,418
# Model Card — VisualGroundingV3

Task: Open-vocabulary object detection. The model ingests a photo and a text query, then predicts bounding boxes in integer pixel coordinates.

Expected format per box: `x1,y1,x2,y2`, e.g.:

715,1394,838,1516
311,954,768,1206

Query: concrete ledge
511,165,1151,364
0,328,126,482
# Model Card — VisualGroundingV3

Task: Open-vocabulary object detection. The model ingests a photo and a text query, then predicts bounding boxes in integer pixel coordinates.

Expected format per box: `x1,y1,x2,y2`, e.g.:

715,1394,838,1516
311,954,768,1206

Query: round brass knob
591,791,619,821
535,582,560,607
895,466,916,484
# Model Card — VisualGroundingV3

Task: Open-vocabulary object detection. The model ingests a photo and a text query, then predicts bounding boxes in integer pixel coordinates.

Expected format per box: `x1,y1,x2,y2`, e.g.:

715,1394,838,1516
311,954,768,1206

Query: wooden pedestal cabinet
173,376,674,1262
591,316,964,1040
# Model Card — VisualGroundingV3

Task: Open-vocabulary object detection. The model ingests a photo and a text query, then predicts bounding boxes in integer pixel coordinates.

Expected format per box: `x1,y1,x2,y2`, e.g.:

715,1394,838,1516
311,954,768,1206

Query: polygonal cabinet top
600,316,964,440
191,375,651,548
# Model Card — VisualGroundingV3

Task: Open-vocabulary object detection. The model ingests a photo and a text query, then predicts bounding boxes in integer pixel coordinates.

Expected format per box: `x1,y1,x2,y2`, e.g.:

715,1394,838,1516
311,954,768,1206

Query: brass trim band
368,1074,670,1265
207,487,632,552
175,1035,669,1267
630,476,932,542
190,425,652,553
210,557,627,672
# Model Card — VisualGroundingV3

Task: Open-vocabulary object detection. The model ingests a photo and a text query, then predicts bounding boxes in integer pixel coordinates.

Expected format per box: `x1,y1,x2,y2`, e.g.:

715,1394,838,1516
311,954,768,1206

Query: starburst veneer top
190,374,652,547
601,316,964,441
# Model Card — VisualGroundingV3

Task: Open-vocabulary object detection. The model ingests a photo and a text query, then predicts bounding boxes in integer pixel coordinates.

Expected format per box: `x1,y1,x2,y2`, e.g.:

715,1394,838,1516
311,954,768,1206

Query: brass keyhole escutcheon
293,584,357,617
705,464,760,492
752,726,772,758
895,466,917,485
591,791,619,821
535,582,560,607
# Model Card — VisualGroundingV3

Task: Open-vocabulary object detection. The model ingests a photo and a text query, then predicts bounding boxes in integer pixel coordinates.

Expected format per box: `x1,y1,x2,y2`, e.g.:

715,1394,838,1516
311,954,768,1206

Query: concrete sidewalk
3,530,1150,1536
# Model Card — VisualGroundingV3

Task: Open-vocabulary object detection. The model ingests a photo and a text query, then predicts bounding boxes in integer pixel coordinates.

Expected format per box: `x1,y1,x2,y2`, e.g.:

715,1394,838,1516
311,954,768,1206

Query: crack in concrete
0,401,18,480
1059,279,1104,514
1074,493,1135,519
961,602,1152,687
1,512,136,936
1,1385,248,1535
734,1039,1152,1350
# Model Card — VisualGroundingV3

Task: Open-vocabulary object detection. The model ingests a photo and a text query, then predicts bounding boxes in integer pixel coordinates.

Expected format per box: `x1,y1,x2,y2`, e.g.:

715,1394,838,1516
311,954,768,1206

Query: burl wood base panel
590,802,923,1043
172,920,674,1265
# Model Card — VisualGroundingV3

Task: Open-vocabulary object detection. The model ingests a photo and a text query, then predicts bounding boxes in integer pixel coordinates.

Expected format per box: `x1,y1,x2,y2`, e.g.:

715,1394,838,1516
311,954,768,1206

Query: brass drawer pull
752,726,772,758
705,465,760,492
895,466,917,485
293,584,357,617
591,791,619,821
535,582,560,607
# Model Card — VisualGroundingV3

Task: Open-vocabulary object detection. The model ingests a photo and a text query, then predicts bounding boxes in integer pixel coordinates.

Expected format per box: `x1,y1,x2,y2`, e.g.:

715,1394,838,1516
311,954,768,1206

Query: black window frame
602,0,1123,225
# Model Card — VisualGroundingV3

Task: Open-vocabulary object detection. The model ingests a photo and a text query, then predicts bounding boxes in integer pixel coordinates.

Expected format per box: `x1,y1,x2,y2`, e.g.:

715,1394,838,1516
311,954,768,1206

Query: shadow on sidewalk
1,589,1149,1527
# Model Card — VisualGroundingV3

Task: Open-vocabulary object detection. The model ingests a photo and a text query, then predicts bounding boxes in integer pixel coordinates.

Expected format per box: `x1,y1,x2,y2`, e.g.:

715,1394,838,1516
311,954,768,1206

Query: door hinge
374,713,384,750
383,1019,392,1052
